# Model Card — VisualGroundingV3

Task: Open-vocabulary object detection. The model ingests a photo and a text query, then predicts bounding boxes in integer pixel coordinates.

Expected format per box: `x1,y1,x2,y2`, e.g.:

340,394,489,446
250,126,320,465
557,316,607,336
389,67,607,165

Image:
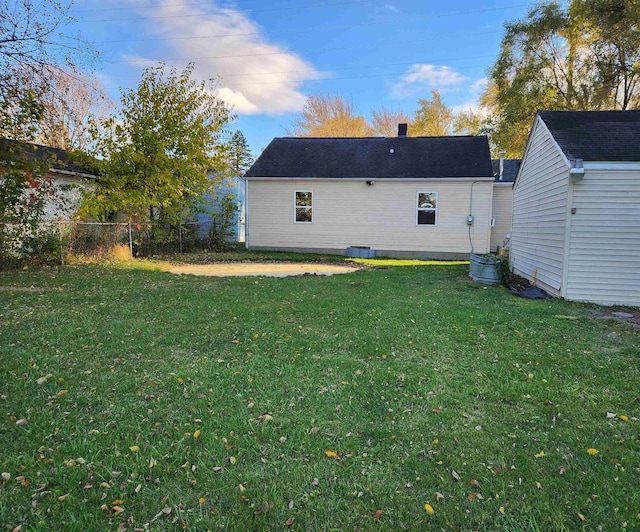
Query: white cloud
122,0,322,116
450,78,489,116
392,64,467,99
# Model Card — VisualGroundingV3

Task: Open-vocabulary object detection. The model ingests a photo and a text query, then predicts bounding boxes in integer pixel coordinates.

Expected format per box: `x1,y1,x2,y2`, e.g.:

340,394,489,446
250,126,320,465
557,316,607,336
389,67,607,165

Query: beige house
245,132,495,259
490,157,520,252
510,111,640,306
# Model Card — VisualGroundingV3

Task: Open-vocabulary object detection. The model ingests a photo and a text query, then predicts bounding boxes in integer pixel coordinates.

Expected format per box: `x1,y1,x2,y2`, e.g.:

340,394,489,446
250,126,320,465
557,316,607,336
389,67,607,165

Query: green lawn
1,259,638,530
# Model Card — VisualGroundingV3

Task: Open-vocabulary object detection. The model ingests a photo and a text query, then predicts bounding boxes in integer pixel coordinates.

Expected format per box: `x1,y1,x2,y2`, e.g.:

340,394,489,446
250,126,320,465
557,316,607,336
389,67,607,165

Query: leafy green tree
486,0,640,156
229,130,253,176
452,109,485,136
411,90,454,136
83,63,234,226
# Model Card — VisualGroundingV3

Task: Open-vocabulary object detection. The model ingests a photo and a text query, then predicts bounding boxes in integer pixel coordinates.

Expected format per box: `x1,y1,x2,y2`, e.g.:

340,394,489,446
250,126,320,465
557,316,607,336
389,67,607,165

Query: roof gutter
243,176,494,182
51,167,98,180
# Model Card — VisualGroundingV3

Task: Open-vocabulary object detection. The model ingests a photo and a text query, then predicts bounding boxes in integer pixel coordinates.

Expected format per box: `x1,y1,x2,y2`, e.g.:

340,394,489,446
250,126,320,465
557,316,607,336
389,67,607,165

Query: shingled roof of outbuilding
0,138,97,176
491,159,521,182
245,136,493,179
538,110,640,162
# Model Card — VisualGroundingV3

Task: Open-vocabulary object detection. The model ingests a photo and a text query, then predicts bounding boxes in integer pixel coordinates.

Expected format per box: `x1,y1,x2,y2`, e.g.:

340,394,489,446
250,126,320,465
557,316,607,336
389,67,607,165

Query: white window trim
294,190,313,224
416,191,438,226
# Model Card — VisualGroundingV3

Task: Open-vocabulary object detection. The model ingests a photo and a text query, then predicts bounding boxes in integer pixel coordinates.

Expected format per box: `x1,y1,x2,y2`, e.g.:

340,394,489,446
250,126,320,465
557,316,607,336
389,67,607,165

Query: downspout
468,181,484,255
499,150,505,181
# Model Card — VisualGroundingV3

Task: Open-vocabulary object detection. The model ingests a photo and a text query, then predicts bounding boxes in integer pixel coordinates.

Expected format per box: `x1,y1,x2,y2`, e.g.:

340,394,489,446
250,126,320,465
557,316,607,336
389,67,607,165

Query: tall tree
83,63,234,225
288,94,373,137
0,0,96,262
411,90,454,136
370,106,411,137
1,0,95,140
228,130,253,175
572,0,640,109
452,109,485,136
35,67,113,150
486,0,640,156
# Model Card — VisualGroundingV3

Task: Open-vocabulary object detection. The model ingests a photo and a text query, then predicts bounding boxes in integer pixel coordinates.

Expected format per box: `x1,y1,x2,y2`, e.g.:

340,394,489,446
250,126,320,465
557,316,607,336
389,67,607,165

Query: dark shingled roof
491,159,521,182
245,136,493,178
538,110,640,162
0,138,97,176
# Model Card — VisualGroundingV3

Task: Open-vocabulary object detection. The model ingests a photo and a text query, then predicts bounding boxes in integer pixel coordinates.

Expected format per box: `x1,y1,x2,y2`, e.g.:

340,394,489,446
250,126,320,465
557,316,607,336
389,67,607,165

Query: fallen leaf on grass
424,503,435,515
229,457,237,465
324,450,338,459
577,513,586,522
193,429,201,439
112,506,124,516
536,482,543,489
535,451,545,458
285,517,295,526
606,412,616,419
152,507,172,521
254,502,274,515
499,506,505,515
1,473,10,481
129,446,139,453
36,374,52,385
373,510,384,521
587,448,599,455
451,470,460,481
619,415,628,422
435,492,445,501
468,493,483,500
15,419,27,426
58,493,70,501
469,479,480,487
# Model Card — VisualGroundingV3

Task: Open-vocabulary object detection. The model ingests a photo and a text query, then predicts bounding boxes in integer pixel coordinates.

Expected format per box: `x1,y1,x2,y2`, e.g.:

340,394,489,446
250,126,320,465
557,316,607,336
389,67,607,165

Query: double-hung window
295,191,313,223
417,192,437,225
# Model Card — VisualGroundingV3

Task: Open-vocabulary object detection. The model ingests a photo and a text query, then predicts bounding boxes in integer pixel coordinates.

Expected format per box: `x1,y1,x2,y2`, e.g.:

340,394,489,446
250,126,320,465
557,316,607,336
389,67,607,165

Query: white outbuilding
510,110,640,306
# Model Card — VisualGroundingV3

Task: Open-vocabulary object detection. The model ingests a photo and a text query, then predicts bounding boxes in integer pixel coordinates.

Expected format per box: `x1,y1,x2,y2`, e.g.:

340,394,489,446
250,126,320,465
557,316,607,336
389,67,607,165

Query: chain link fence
1,218,232,266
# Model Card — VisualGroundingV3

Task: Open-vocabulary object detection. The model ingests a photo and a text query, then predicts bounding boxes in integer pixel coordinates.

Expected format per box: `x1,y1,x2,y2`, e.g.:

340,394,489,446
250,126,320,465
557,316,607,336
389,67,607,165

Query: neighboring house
217,174,246,242
510,110,640,306
490,157,520,252
244,129,495,259
1,139,96,220
196,173,246,242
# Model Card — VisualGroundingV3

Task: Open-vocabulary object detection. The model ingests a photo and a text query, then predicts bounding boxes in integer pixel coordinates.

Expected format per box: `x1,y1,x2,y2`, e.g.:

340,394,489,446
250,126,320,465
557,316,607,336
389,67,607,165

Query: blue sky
69,0,532,156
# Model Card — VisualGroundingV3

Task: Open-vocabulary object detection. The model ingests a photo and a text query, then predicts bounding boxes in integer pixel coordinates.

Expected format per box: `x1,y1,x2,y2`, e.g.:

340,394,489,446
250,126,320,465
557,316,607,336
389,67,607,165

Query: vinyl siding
565,168,640,306
490,183,513,252
247,179,492,255
511,119,569,296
